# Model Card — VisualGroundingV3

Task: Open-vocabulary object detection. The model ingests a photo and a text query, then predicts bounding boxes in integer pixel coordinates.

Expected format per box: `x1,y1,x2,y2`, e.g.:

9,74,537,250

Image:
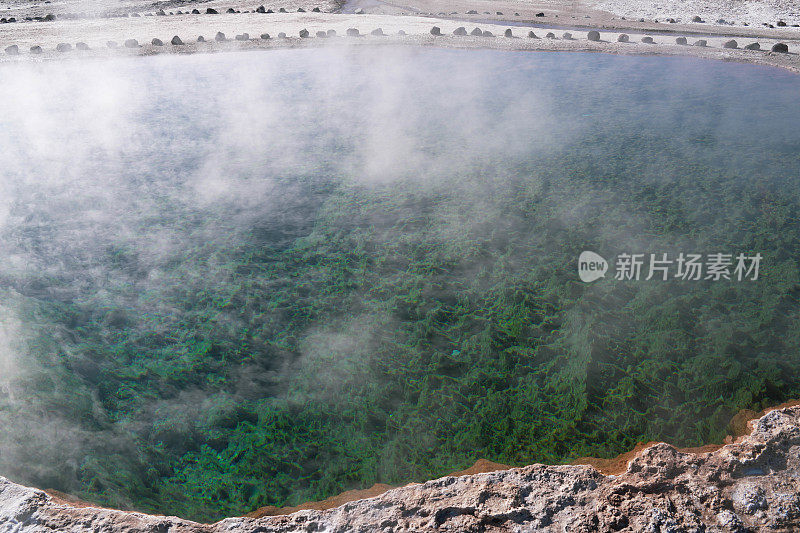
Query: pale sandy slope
588,0,800,26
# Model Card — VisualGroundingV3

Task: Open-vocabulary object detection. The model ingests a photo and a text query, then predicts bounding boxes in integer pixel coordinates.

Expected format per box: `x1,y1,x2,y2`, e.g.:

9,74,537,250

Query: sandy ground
0,10,798,75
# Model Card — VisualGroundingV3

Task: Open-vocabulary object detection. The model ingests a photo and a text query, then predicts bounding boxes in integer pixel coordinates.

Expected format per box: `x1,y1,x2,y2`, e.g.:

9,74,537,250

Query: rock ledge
2,405,800,531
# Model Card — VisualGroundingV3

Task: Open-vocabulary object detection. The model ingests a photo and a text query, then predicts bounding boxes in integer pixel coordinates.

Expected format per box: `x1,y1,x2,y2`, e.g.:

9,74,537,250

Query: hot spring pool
0,47,799,521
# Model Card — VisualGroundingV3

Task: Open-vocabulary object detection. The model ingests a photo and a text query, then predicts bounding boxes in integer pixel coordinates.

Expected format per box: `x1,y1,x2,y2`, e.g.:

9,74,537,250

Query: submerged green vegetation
0,50,799,522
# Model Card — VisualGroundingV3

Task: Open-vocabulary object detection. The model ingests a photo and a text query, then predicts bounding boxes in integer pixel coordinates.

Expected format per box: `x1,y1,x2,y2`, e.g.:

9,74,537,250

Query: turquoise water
0,48,798,520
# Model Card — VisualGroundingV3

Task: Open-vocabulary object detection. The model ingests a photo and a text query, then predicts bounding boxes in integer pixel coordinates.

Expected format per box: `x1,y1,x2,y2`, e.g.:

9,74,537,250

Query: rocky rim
1,404,799,531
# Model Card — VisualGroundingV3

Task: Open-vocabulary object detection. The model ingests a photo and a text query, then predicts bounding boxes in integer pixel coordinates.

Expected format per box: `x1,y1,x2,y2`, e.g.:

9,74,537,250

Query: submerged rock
587,30,600,41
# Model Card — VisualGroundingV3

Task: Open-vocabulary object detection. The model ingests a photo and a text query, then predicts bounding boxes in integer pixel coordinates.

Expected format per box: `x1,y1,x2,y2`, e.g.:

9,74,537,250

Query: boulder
299,29,309,37
260,33,270,39
676,36,687,45
563,32,573,39
235,33,249,41
316,31,327,37
191,9,200,14
777,20,786,26
327,29,336,36
546,32,556,39
346,28,359,36
171,35,183,45
453,27,467,35
44,13,56,21
370,28,384,36
535,12,544,17
30,45,43,53
107,40,117,47
156,9,165,15
76,41,89,49
496,11,502,15
255,5,266,13
312,7,321,12
297,7,305,12
4,44,19,55
694,39,707,46
470,27,482,36
278,32,286,37
225,8,235,13
617,33,629,42
197,36,205,42
279,8,287,12
266,9,273,13
723,39,738,48
771,42,789,53
430,26,442,35
587,30,600,41
483,30,494,37
206,8,218,14
504,28,513,37
744,42,760,50
151,38,163,46
641,36,654,43
467,10,477,14
215,32,226,41
56,42,72,52
692,15,703,22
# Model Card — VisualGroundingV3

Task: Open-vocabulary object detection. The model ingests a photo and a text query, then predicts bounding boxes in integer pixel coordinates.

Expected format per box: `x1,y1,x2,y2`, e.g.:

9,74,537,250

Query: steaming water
0,48,799,520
